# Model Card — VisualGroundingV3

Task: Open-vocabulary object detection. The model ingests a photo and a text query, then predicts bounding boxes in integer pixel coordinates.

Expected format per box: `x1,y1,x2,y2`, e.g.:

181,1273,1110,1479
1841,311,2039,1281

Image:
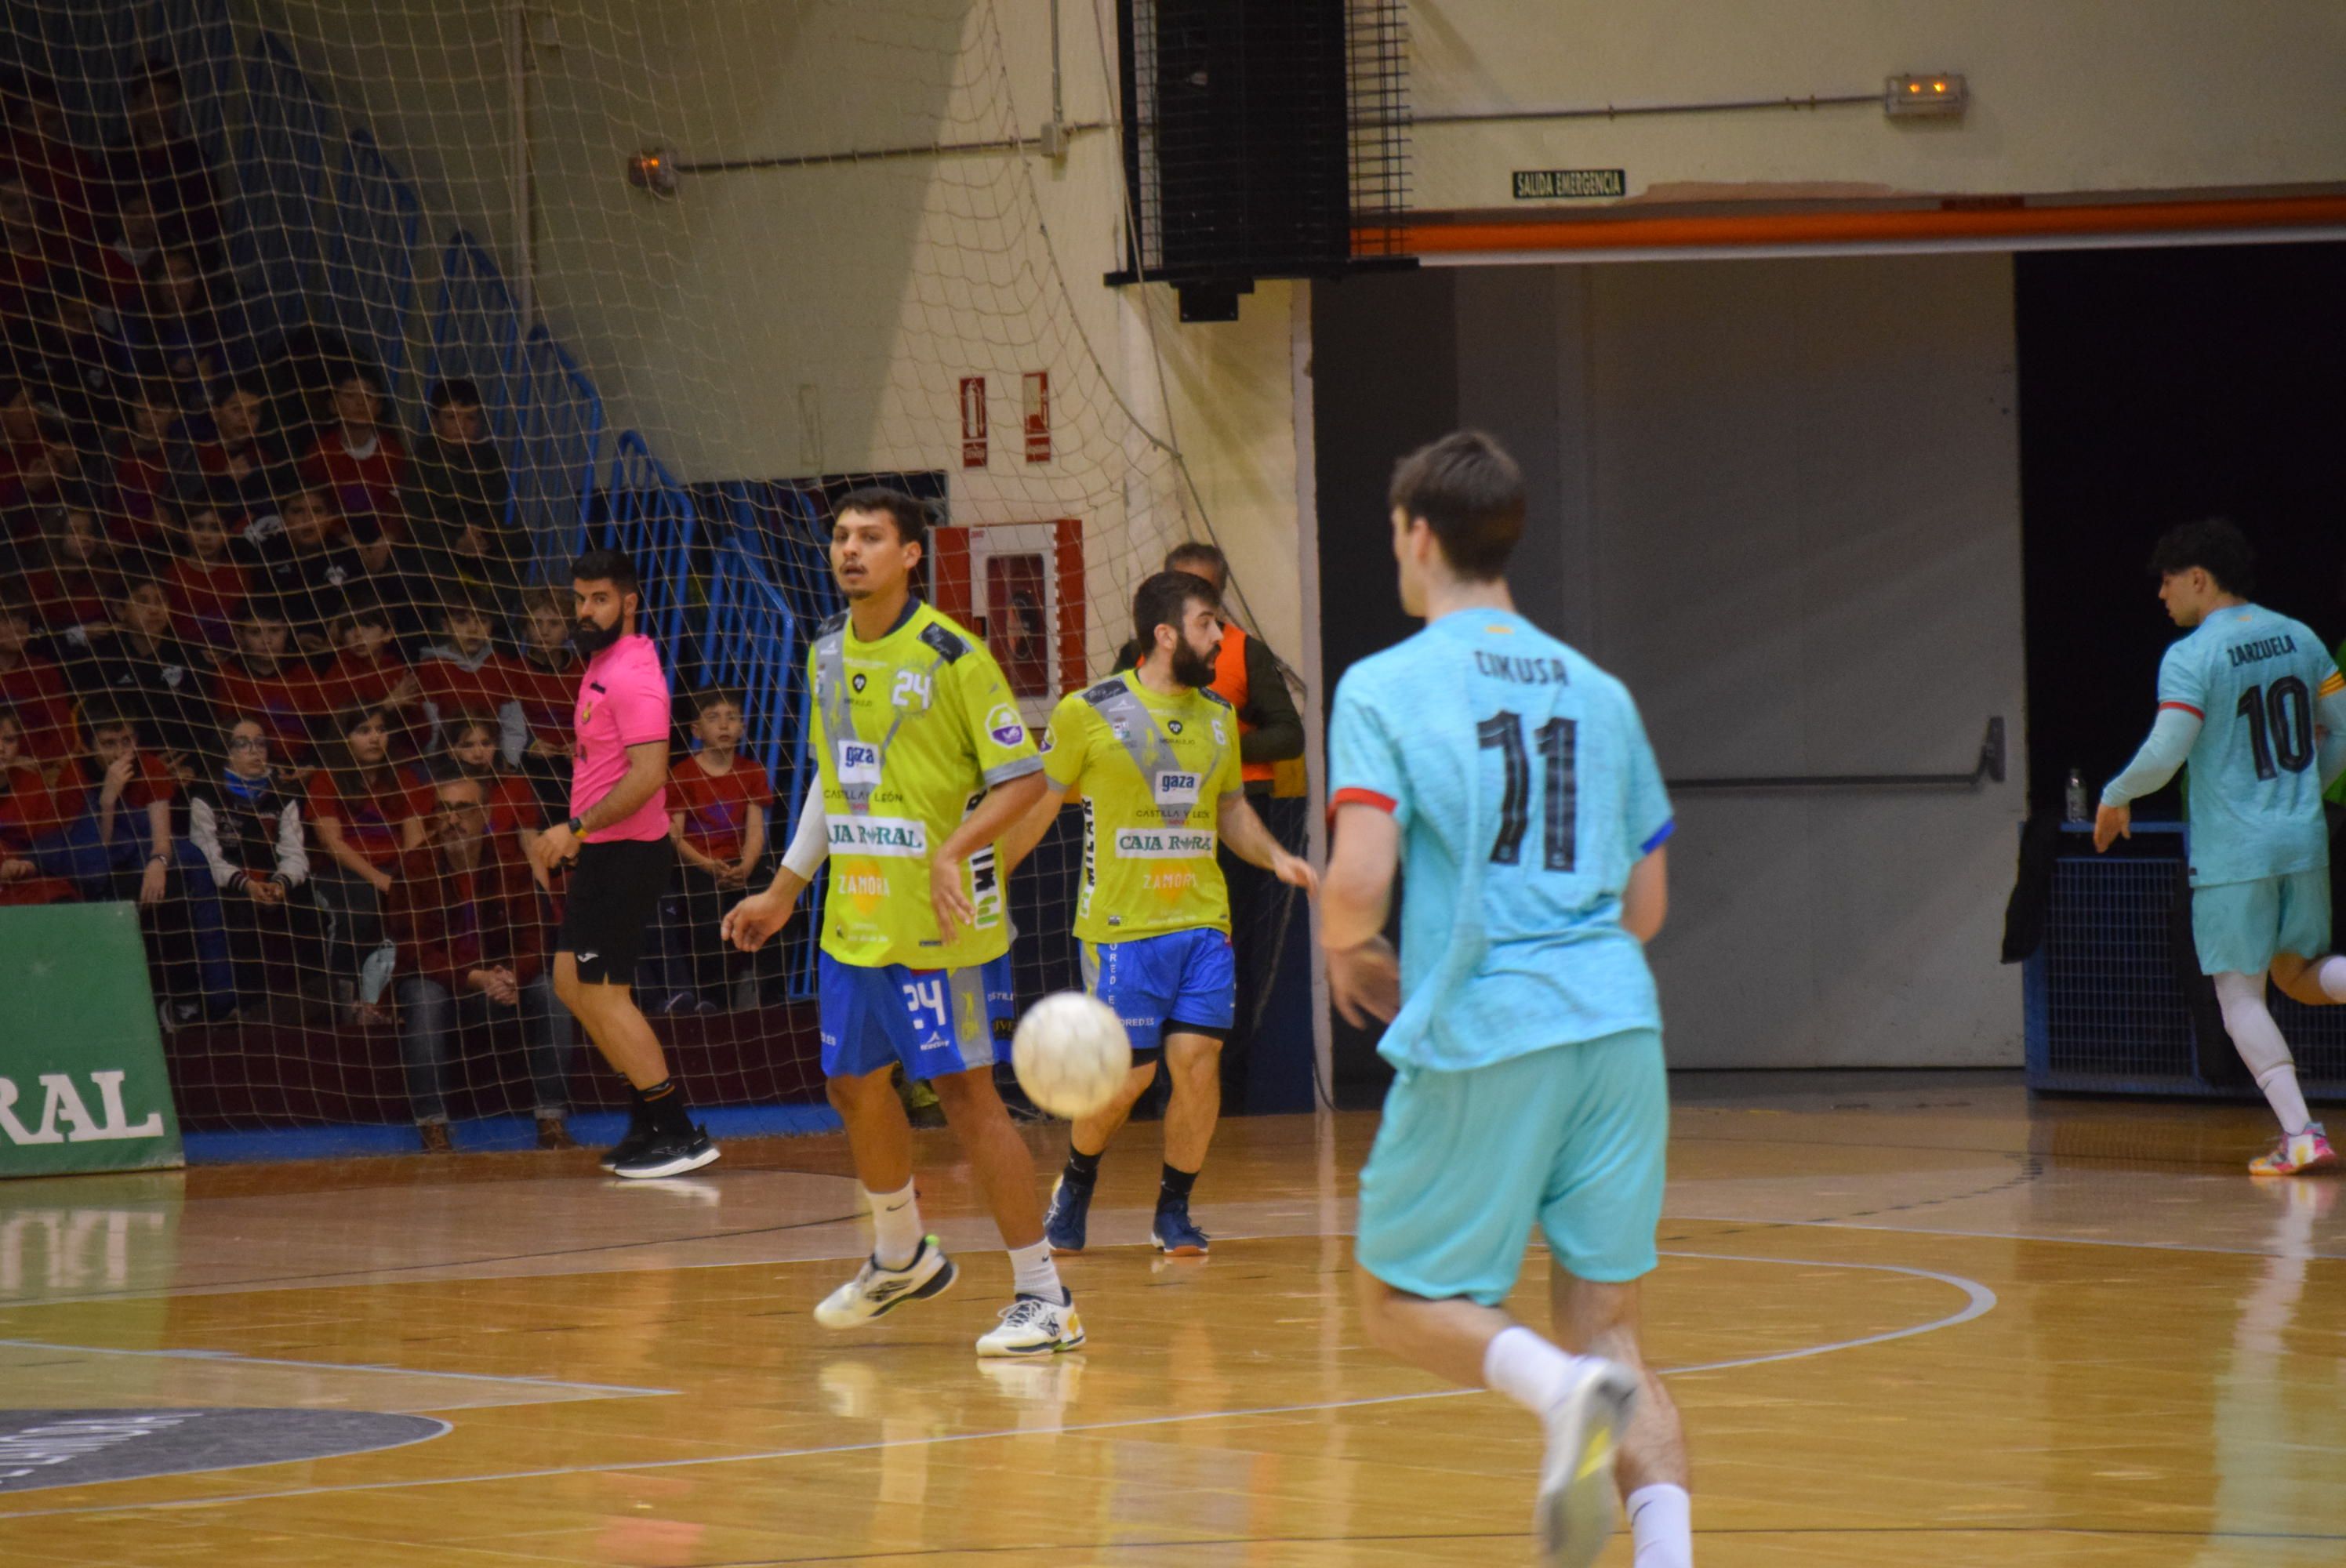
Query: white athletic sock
867,1181,921,1269
1008,1240,1067,1304
2258,1065,2315,1139
2317,956,2346,1003
1482,1324,1582,1417
1626,1484,1693,1567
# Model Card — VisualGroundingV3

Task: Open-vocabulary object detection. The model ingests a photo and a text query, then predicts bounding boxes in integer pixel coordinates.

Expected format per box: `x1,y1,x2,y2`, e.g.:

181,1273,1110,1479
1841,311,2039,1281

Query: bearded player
724,488,1079,1357
997,570,1316,1258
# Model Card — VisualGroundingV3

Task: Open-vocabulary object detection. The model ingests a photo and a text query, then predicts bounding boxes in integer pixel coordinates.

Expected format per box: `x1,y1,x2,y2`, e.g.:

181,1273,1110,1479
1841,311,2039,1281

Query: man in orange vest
1164,543,1304,793
1166,543,1309,1112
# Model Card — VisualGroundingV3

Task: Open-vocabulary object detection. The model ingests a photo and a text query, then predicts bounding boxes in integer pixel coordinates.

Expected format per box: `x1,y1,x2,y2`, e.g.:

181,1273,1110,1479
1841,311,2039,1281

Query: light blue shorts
2192,870,2331,977
1355,1029,1668,1302
819,951,1014,1081
1079,927,1236,1056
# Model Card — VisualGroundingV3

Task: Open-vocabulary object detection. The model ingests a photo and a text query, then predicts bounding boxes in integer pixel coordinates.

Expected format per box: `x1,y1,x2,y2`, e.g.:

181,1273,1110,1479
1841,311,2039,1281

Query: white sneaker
975,1292,1085,1357
813,1236,957,1329
1535,1357,1639,1568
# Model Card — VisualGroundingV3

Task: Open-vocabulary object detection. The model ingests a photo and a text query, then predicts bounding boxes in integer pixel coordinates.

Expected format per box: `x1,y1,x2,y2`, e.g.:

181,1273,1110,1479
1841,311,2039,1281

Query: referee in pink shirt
532,549,719,1178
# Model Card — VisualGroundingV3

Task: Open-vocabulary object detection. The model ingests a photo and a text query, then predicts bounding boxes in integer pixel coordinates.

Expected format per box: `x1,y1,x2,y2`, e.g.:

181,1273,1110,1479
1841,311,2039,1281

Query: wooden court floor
2,1077,2342,1566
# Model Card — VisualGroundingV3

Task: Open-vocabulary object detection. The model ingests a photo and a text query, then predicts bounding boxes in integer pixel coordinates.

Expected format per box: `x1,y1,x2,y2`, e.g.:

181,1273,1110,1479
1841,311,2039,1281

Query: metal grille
2038,853,2197,1083
1117,0,1409,285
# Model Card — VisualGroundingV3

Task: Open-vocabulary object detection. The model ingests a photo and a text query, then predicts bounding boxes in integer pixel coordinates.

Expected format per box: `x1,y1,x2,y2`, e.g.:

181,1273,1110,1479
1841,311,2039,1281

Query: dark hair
236,601,289,626
2149,517,2257,598
833,486,931,552
690,688,744,717
1131,570,1218,657
1164,541,1227,585
325,703,396,792
435,712,500,771
571,547,641,599
438,591,496,627
81,702,134,739
429,378,483,411
1387,430,1527,582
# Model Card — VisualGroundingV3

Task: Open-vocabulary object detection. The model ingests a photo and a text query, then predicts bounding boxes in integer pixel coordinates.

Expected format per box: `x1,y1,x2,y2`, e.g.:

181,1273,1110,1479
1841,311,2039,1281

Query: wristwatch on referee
566,815,585,837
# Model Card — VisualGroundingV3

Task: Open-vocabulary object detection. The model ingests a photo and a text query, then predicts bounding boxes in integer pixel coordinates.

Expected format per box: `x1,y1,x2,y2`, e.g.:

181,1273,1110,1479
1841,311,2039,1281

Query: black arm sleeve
1238,633,1305,766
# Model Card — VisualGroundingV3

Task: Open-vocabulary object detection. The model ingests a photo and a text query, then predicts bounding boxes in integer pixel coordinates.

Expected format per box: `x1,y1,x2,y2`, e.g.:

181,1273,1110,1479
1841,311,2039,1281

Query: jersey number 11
1477,710,1577,872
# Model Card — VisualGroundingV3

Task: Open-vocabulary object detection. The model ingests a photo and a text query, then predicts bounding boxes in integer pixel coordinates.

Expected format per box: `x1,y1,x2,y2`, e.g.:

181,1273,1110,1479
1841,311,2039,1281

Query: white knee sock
1626,1483,1693,1567
866,1180,921,1269
1008,1240,1067,1304
2317,956,2346,1003
2212,971,2312,1134
1482,1325,1582,1417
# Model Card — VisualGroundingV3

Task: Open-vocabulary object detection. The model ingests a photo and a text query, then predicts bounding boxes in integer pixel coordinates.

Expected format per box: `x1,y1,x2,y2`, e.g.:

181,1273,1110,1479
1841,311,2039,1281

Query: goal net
0,0,1317,1145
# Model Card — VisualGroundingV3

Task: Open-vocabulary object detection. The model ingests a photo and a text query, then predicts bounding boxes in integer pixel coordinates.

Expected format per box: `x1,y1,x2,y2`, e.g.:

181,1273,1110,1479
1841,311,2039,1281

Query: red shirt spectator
307,764,414,874
386,833,548,993
50,746,178,818
0,712,72,905
405,769,538,837
212,614,317,766
164,550,251,652
671,752,772,863
0,603,76,759
302,372,408,542
506,645,581,757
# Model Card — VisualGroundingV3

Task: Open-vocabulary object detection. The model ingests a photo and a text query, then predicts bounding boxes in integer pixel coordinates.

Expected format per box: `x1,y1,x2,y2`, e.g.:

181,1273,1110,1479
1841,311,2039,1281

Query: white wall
1411,1,2346,210
1451,255,2026,1067
245,1,1313,668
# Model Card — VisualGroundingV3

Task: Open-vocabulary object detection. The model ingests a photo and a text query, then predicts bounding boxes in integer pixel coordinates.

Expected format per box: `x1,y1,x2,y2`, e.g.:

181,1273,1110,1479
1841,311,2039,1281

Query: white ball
1011,991,1133,1119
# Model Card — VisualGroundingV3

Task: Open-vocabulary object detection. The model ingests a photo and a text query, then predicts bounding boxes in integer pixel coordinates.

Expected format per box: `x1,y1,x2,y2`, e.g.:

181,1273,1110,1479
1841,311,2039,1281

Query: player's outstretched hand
2093,801,2130,853
929,854,975,942
1327,935,1400,1027
1270,849,1320,897
724,886,798,951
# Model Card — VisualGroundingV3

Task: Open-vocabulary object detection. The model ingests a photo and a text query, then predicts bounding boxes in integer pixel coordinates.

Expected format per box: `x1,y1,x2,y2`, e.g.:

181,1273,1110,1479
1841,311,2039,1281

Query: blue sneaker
1044,1177,1091,1254
1151,1198,1209,1257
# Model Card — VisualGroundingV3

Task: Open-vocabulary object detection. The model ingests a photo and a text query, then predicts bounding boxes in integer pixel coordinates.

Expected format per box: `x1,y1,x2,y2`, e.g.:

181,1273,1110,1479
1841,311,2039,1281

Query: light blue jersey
2156,604,2340,887
1327,608,1673,1071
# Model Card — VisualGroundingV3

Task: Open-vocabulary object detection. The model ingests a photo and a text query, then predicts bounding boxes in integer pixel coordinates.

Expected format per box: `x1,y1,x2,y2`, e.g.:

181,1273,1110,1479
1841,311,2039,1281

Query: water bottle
2065,768,2089,824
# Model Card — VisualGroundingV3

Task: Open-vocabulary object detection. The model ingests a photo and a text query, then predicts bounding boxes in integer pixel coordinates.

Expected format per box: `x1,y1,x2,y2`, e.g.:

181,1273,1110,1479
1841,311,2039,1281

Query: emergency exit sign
1513,168,1625,200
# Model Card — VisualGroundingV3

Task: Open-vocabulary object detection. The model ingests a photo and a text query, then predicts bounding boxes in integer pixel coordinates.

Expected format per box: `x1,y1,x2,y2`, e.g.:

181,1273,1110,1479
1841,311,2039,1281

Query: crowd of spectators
0,63,775,1143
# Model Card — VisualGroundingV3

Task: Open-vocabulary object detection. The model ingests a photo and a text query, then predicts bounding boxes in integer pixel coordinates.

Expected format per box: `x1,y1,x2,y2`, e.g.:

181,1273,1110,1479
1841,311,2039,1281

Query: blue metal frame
326,128,423,397
599,431,697,653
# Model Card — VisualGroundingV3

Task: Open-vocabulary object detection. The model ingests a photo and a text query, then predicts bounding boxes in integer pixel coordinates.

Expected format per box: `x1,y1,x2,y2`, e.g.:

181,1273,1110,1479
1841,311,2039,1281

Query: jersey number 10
2236,677,2314,781
1477,710,1577,871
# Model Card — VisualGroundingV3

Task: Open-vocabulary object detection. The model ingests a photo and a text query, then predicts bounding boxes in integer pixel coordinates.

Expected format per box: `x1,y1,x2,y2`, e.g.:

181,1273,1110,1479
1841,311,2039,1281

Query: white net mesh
0,0,1314,1146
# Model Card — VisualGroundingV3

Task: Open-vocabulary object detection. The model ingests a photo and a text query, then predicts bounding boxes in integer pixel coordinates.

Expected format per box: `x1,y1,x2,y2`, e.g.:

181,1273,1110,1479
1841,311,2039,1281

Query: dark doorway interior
2017,241,2346,816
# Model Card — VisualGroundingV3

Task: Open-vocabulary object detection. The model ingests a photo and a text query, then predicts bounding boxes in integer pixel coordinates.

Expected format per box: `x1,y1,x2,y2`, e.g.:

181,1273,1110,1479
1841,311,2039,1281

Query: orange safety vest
1209,623,1275,786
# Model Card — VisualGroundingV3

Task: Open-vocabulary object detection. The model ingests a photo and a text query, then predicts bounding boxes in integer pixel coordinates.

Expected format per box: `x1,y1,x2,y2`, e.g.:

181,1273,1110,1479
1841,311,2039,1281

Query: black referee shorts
559,837,673,985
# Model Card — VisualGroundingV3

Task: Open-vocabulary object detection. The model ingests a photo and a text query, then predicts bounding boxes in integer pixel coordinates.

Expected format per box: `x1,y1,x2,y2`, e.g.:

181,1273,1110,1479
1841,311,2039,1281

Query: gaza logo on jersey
1154,771,1200,805
837,742,881,786
986,703,1026,746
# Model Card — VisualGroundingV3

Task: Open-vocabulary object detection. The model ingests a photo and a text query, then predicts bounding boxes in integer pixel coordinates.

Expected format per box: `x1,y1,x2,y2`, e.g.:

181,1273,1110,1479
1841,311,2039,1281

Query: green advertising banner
0,904,185,1178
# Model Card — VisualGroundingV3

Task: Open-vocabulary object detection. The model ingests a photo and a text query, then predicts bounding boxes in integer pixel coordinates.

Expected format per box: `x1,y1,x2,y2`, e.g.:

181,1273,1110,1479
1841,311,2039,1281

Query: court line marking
0,1416,454,1500
1666,1210,2346,1261
0,1248,1992,1522
0,1340,675,1399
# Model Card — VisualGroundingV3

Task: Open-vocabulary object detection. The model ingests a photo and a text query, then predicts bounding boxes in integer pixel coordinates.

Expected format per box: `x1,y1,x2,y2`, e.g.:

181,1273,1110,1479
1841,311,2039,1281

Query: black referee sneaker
534,550,717,1178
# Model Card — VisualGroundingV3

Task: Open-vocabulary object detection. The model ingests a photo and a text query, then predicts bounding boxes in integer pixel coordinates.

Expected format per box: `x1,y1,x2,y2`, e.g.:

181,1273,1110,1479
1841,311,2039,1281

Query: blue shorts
1355,1029,1668,1301
2192,870,2332,977
819,951,1015,1081
1079,927,1236,1057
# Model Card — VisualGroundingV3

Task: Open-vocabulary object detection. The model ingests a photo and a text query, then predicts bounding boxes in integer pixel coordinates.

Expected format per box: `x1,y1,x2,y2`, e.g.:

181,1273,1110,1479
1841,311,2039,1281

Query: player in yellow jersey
723,488,1078,1357
1000,571,1316,1257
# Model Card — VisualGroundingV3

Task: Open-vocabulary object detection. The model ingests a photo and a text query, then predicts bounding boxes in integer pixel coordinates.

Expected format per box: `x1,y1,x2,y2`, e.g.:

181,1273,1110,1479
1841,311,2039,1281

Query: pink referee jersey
571,633,672,842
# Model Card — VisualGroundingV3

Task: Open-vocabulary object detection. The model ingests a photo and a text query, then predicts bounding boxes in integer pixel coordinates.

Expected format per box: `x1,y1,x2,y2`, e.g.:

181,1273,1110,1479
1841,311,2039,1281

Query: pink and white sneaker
2248,1122,2336,1177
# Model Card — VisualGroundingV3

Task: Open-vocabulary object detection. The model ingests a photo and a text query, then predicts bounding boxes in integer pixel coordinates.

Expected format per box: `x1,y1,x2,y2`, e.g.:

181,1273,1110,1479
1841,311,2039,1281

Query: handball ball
1012,992,1132,1119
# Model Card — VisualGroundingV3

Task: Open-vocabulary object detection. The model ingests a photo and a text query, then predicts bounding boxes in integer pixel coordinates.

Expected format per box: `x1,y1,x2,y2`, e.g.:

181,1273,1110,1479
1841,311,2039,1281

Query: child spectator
210,604,314,768
301,365,407,545
138,248,256,405
305,702,418,1016
23,281,136,437
0,708,74,906
416,593,525,765
387,772,577,1152
506,587,579,817
106,380,190,564
195,379,292,531
162,502,249,651
307,598,424,752
88,191,163,315
186,714,320,1018
22,504,119,633
248,486,367,652
407,710,544,864
656,688,770,1014
107,65,226,258
37,703,234,1028
59,578,216,768
405,379,517,597
0,591,74,759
